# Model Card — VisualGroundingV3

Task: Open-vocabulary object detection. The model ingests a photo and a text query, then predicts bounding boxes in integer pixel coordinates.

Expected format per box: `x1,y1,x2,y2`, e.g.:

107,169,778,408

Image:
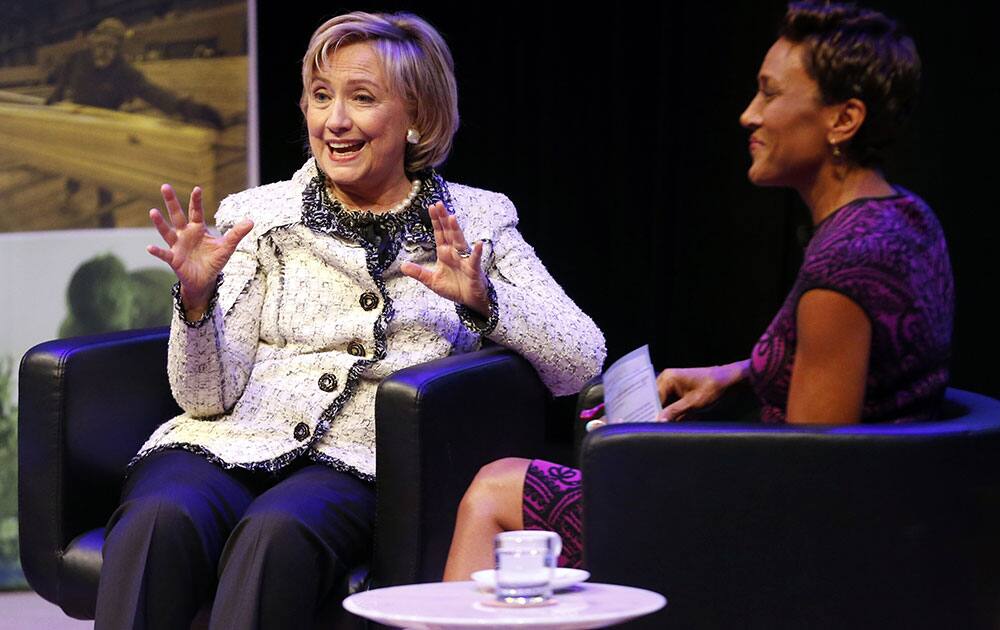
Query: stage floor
0,590,91,629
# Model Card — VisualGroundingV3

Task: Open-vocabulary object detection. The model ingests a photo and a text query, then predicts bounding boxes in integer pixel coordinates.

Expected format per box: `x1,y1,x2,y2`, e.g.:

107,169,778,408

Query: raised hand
400,202,490,315
146,184,253,316
655,360,751,421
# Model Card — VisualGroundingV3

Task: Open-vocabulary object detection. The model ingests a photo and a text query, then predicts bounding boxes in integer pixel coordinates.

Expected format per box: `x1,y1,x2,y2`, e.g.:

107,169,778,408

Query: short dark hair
780,1,921,167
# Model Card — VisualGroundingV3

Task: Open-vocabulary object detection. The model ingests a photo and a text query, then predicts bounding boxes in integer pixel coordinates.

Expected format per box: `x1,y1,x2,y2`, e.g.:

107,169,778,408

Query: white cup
493,530,562,604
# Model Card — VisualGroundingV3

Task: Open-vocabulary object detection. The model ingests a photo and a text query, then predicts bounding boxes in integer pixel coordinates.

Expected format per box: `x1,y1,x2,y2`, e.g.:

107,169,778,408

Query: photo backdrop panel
0,1,248,232
0,0,251,589
0,228,175,587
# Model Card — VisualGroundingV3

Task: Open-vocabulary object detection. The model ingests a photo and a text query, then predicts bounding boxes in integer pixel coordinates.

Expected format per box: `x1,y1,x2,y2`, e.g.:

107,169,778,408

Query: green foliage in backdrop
60,253,176,337
0,357,22,589
0,253,176,589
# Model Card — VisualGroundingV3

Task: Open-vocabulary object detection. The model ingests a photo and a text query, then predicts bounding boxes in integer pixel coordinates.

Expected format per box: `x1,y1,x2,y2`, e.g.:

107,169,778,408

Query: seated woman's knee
117,491,203,533
221,507,340,582
460,458,530,513
105,492,215,566
476,457,530,489
230,507,311,549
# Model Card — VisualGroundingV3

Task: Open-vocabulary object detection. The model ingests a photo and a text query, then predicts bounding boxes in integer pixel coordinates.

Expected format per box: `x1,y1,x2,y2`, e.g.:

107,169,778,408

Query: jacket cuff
171,274,224,328
456,278,498,336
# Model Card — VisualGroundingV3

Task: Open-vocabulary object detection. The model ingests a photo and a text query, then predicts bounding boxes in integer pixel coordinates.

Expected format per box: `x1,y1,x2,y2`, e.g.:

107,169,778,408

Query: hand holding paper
601,345,662,424
655,360,751,421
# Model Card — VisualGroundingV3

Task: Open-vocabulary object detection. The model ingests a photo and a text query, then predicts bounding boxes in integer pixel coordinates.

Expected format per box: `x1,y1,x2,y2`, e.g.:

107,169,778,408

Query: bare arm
786,289,871,424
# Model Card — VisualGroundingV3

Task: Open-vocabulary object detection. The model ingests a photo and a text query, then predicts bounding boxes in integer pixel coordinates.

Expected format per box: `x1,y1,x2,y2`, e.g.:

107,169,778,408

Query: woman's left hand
401,202,491,315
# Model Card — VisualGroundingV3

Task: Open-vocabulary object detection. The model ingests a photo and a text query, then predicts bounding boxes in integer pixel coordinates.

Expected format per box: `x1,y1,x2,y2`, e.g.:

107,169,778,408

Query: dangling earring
406,128,421,144
830,141,848,181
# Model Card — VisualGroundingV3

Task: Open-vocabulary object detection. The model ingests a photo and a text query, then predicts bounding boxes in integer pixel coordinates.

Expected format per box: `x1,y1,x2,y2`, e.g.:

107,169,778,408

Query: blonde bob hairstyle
301,12,459,174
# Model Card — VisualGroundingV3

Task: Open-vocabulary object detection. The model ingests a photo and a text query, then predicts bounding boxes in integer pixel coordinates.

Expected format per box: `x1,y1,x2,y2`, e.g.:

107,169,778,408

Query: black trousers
94,449,376,630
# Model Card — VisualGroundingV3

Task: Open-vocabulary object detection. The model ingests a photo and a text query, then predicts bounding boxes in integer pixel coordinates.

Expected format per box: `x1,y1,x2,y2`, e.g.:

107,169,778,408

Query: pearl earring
406,128,421,144
831,142,843,159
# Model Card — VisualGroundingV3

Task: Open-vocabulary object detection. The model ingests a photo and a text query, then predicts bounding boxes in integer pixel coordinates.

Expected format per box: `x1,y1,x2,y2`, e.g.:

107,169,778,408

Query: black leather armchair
18,327,549,620
580,387,1000,630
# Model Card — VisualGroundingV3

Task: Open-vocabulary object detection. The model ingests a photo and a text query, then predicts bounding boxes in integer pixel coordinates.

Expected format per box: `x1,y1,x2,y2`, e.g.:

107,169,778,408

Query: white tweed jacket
135,161,606,480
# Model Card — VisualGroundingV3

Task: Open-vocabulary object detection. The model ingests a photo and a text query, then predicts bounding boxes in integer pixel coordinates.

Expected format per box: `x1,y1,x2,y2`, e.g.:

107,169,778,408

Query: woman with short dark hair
443,0,953,577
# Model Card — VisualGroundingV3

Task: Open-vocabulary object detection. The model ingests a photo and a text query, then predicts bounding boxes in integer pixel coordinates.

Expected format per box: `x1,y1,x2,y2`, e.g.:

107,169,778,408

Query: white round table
342,581,666,629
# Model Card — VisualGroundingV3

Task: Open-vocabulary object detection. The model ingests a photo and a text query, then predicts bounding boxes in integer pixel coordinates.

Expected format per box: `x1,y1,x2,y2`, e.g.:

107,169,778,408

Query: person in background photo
46,17,225,227
46,17,223,126
442,0,954,576
94,11,605,630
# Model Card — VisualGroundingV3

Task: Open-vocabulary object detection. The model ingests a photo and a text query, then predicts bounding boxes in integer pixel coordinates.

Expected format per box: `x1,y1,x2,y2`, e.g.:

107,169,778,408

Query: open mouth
327,141,365,156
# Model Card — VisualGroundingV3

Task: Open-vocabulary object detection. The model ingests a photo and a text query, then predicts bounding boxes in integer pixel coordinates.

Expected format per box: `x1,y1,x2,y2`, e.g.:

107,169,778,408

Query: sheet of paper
602,345,661,423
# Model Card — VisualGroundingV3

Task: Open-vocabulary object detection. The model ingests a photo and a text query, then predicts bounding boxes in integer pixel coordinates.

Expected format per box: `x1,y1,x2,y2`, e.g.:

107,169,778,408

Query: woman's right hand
146,184,253,318
656,360,750,421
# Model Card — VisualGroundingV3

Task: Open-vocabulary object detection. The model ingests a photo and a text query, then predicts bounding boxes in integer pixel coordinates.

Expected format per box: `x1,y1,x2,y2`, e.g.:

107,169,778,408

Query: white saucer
471,568,590,592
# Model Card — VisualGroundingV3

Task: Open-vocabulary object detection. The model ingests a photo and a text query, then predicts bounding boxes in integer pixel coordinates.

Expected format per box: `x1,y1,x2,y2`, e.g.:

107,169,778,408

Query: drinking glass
493,530,561,604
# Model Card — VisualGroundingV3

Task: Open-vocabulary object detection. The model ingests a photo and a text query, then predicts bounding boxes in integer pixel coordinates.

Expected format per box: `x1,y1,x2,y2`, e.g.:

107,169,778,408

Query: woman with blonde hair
95,12,605,629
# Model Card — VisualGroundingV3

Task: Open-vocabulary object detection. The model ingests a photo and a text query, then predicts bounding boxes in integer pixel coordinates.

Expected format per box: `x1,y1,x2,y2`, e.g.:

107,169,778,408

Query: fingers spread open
161,183,187,229
400,261,434,286
466,240,484,273
447,213,470,252
149,209,177,246
429,203,452,252
223,219,254,249
146,244,174,266
188,186,204,224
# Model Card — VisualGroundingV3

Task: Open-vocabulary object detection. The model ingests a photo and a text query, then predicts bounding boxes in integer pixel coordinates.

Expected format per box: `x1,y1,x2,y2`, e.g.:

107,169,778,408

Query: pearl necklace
328,179,422,215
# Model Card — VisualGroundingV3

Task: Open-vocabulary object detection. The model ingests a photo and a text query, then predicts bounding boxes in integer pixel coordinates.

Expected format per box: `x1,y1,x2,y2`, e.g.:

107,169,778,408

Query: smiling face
739,38,838,191
305,42,413,208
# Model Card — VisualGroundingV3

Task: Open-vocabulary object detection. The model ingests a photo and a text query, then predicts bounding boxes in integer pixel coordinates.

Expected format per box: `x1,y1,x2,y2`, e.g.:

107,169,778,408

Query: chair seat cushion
60,528,104,619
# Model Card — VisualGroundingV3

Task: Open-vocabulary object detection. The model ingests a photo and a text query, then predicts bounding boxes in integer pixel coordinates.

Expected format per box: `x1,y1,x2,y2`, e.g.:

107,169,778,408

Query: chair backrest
581,388,1000,630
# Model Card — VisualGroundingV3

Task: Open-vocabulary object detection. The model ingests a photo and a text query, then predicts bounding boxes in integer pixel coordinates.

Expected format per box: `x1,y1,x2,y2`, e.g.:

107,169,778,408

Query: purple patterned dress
523,189,954,568
523,460,585,568
750,189,954,422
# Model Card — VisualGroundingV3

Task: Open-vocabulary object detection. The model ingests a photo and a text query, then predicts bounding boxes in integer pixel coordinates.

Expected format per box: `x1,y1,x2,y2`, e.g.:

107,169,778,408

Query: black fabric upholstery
18,328,549,620
581,388,1000,630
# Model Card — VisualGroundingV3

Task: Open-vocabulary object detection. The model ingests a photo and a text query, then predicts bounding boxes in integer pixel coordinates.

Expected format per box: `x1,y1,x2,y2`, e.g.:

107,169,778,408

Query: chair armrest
576,376,604,417
580,388,1000,629
18,327,178,603
571,377,603,463
571,376,762,464
371,346,549,586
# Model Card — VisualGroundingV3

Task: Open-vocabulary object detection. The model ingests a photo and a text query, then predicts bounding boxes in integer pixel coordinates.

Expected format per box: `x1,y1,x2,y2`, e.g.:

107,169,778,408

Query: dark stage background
258,2,999,405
